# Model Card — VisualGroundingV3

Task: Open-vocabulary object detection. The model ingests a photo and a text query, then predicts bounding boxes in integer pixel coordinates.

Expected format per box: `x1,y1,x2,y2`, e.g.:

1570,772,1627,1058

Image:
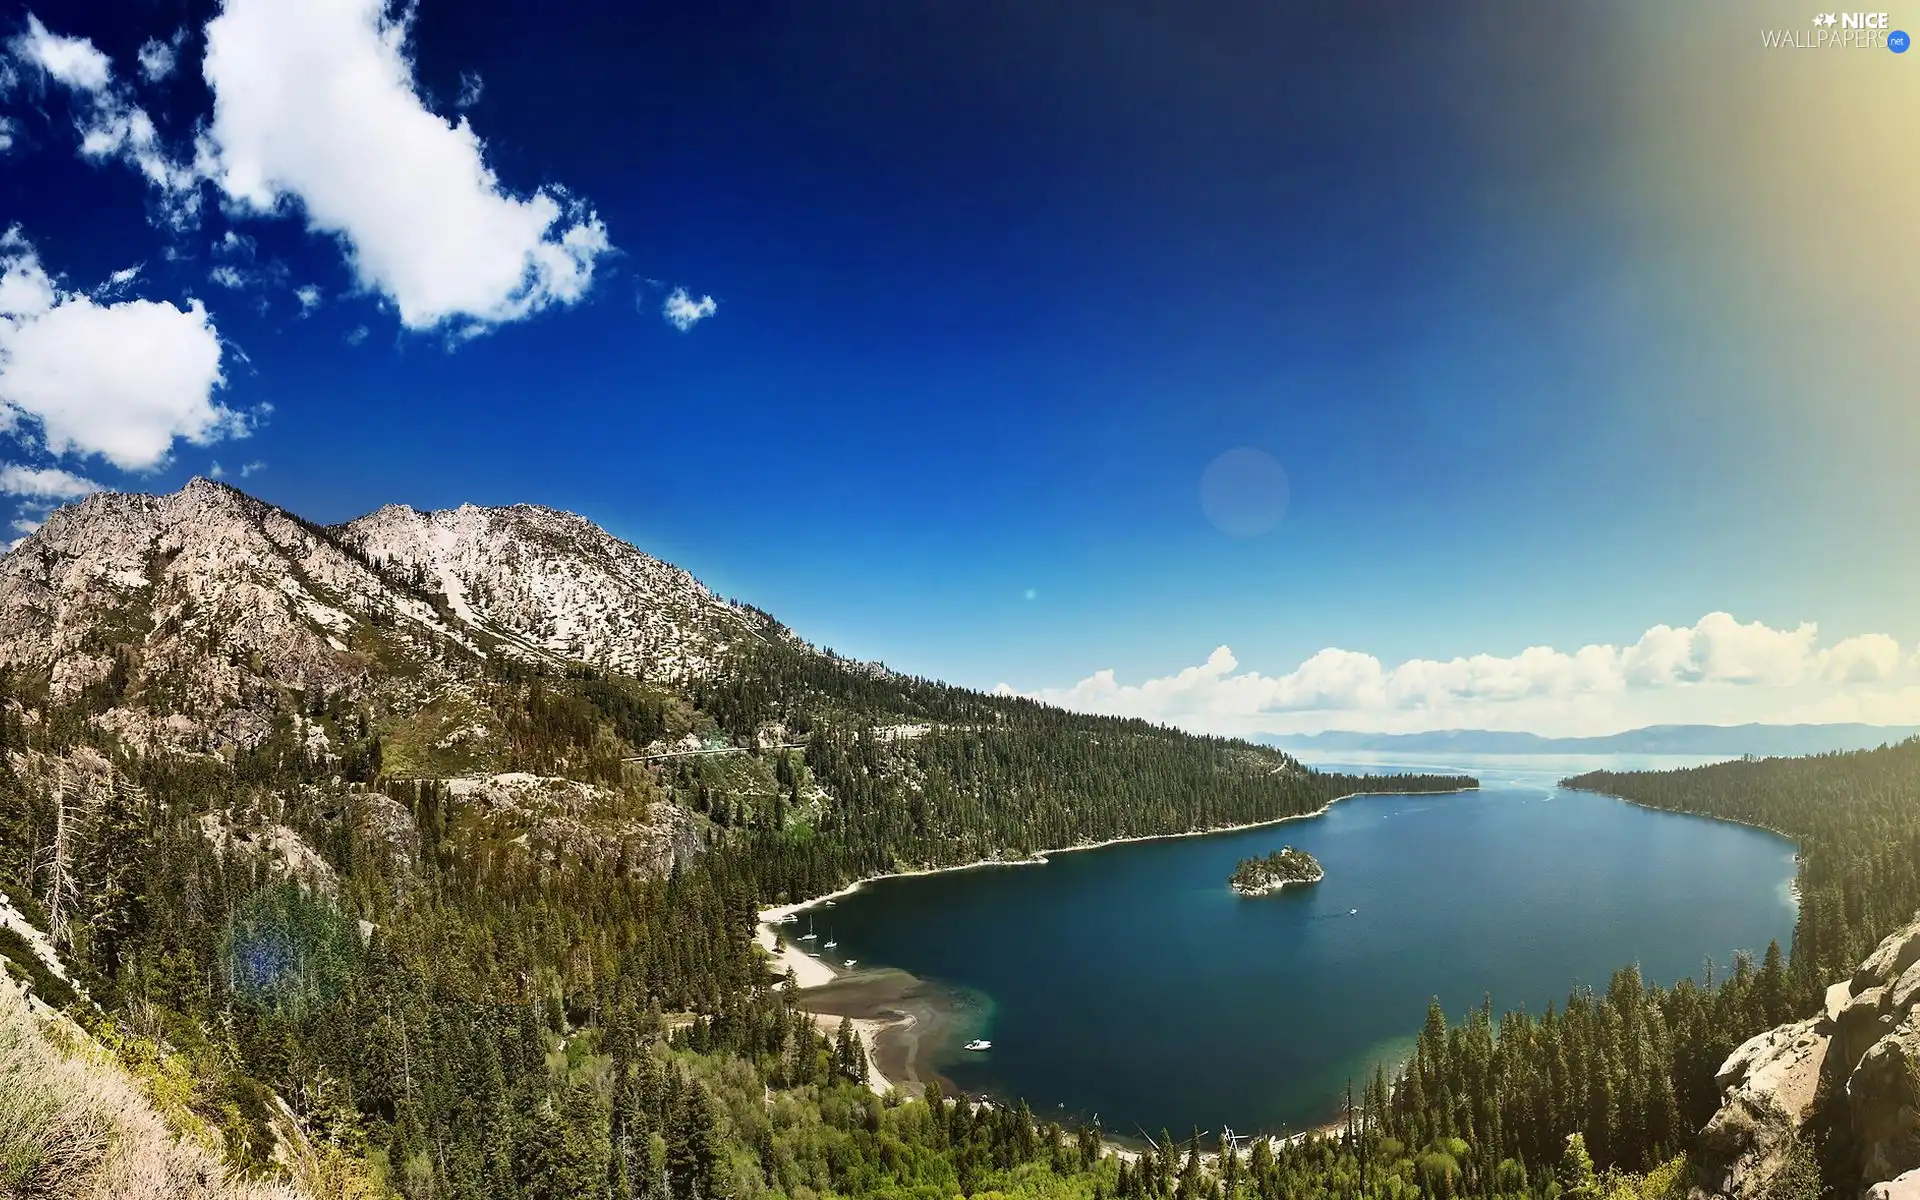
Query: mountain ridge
1259,722,1920,757
337,495,793,682
0,479,844,756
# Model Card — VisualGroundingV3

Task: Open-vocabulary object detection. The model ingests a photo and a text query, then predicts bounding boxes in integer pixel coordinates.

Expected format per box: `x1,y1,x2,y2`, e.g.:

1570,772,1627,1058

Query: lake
794,753,1799,1138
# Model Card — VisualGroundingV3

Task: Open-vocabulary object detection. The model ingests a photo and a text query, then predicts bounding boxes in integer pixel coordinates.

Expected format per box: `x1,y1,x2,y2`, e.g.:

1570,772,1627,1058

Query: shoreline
752,784,1478,1125
788,969,965,1101
756,919,841,988
1231,874,1323,897
1561,784,1806,910
757,774,1800,1147
755,785,1482,948
806,1011,901,1098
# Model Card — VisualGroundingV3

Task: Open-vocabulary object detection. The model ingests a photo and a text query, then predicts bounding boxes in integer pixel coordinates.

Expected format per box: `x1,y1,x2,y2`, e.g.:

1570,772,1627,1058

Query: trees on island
1229,848,1323,894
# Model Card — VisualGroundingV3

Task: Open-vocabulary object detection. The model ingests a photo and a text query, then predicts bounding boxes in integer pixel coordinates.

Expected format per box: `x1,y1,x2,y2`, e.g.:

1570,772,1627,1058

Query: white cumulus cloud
10,16,203,229
0,227,240,471
663,287,718,331
199,0,612,334
1821,633,1901,684
1000,613,1915,738
0,463,102,498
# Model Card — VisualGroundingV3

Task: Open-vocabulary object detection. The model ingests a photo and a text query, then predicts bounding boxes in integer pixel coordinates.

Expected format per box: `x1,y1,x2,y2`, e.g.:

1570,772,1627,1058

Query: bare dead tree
44,787,75,952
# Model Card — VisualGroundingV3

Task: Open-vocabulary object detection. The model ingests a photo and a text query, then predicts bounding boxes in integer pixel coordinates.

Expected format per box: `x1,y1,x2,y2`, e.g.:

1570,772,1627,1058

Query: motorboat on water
964,1039,992,1051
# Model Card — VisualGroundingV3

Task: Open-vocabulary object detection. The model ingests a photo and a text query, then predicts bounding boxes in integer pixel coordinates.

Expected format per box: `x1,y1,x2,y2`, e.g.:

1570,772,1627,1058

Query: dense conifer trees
1,619,1907,1199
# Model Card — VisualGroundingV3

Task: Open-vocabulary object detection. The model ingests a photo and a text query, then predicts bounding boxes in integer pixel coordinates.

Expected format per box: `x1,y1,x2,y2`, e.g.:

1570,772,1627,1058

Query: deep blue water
804,753,1798,1137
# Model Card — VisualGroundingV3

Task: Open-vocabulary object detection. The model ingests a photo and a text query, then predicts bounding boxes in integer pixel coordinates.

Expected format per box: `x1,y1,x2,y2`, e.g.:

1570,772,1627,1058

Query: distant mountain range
1257,723,1920,757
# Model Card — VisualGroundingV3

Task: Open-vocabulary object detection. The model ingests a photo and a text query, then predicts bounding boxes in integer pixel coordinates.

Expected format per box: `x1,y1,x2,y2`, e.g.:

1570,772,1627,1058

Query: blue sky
1,0,1916,735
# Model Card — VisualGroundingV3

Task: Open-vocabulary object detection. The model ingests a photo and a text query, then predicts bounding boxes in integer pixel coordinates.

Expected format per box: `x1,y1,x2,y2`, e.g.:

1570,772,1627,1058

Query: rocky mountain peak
340,497,784,680
0,480,479,751
0,482,808,753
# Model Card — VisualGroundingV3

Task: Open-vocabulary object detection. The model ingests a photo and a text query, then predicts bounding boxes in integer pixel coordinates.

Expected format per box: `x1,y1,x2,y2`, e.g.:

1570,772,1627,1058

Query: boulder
1849,1015,1920,1188
1834,980,1863,1024
1892,959,1920,1016
1693,1018,1830,1200
1869,1168,1920,1200
1857,919,1920,995
1834,986,1898,1079
1698,913,1920,1200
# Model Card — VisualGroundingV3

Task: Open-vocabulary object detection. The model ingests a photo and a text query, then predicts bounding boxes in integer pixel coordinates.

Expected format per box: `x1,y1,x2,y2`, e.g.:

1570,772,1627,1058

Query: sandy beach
806,1011,900,1098
749,919,960,1100
790,968,973,1100
756,915,840,988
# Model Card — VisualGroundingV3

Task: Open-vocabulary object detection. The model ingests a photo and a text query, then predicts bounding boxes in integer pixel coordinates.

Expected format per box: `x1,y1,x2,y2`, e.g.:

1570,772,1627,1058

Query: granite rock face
1868,1168,1920,1200
1692,1018,1829,1199
343,500,794,682
1694,916,1920,1199
1850,1016,1920,1188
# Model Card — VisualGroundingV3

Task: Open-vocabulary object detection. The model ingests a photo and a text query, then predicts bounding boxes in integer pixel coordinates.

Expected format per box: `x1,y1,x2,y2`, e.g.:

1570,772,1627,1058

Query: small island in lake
1230,847,1325,895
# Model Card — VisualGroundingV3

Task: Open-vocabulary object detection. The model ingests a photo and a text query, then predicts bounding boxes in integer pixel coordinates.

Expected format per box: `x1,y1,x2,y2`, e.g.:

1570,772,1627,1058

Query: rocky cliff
0,480,812,752
1695,915,1920,1198
340,500,789,681
0,480,769,884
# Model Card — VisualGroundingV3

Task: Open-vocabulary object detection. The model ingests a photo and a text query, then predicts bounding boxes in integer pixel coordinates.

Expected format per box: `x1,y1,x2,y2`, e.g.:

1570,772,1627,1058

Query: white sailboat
799,918,818,942
823,929,838,949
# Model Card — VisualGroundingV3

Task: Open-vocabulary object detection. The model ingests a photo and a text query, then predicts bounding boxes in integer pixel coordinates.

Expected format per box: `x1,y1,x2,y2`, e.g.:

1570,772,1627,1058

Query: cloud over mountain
0,228,238,472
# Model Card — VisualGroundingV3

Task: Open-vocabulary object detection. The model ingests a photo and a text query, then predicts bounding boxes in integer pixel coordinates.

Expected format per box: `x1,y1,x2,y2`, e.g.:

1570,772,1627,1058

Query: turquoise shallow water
803,753,1799,1137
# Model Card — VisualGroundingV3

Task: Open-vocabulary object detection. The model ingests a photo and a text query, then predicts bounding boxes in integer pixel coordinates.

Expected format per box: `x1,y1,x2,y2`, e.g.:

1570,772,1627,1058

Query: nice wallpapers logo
1762,12,1911,49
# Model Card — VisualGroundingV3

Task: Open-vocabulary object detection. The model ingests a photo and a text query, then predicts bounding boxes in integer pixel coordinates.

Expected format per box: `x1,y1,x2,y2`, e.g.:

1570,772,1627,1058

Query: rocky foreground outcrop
1694,915,1920,1198
1693,1017,1830,1198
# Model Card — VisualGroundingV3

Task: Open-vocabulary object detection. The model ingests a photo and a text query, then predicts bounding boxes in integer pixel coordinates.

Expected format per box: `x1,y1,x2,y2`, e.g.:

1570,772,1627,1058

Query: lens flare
219,884,361,1017
1200,448,1290,539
